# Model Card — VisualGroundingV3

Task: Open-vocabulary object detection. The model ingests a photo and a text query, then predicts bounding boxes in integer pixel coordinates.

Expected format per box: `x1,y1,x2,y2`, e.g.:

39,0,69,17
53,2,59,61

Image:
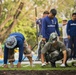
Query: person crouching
41,32,71,67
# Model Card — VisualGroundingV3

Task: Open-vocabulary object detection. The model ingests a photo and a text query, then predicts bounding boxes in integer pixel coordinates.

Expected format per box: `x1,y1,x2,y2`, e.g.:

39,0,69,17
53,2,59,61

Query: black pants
45,50,71,67
68,36,76,58
44,51,63,64
37,39,48,59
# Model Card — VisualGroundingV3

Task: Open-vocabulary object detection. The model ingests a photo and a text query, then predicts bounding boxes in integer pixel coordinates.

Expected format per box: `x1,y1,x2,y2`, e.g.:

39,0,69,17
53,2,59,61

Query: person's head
72,12,76,21
5,36,17,49
48,32,58,45
49,9,57,19
43,11,49,18
62,17,67,26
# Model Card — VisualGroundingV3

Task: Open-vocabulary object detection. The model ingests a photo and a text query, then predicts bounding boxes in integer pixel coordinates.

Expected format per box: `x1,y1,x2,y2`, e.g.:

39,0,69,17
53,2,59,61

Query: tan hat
62,17,67,21
5,36,17,49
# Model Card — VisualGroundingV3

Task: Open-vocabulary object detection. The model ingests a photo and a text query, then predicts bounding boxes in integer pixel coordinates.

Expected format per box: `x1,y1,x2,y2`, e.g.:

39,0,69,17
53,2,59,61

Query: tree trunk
0,2,24,43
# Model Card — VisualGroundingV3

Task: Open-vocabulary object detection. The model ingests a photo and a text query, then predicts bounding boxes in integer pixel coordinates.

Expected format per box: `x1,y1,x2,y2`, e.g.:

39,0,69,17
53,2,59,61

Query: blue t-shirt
42,16,60,40
4,33,25,64
67,20,76,37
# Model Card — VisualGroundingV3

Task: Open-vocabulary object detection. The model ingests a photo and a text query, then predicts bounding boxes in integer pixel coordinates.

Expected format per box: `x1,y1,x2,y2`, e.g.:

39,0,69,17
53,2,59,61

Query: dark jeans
44,51,63,67
68,36,76,58
45,49,71,67
63,38,69,48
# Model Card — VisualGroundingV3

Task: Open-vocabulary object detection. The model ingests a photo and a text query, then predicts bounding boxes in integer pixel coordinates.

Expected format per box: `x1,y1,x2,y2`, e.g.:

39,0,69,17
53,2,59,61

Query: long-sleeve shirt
67,20,76,37
36,18,42,35
42,16,60,40
4,33,25,64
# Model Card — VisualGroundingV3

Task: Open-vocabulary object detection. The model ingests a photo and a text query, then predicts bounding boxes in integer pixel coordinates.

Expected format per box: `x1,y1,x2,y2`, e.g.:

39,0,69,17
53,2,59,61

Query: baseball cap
48,32,58,43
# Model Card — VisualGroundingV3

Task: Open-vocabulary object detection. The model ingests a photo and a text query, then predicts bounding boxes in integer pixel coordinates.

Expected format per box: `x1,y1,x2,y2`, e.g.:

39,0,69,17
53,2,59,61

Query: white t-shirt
62,24,68,38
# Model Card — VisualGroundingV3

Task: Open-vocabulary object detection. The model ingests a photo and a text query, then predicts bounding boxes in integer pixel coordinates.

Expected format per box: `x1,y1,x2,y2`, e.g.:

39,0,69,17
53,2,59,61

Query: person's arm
60,42,67,67
55,19,60,36
18,45,24,62
4,46,8,68
41,53,45,63
42,18,47,41
62,50,67,64
41,42,50,66
27,56,32,66
17,42,24,68
67,21,70,39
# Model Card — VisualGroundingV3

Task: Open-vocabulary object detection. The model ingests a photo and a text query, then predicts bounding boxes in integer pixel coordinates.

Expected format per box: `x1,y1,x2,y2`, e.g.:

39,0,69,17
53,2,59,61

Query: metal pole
74,0,76,12
35,5,38,44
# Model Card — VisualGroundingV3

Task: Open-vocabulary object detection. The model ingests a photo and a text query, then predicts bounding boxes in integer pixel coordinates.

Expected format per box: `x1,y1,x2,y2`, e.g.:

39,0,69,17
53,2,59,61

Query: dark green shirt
41,41,66,54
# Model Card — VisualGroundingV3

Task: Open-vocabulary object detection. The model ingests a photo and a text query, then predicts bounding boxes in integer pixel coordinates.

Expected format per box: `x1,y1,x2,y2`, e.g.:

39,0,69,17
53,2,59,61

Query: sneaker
68,58,72,61
41,63,46,67
73,58,76,60
60,64,65,67
72,62,76,66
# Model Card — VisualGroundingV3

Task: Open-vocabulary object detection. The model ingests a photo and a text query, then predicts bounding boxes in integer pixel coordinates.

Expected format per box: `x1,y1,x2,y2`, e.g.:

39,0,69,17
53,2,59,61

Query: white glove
41,63,46,67
60,63,65,67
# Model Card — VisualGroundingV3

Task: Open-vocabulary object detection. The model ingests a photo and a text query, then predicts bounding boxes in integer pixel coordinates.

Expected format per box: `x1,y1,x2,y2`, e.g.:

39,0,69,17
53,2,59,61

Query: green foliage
0,64,76,70
0,0,37,47
12,18,36,47
0,0,76,47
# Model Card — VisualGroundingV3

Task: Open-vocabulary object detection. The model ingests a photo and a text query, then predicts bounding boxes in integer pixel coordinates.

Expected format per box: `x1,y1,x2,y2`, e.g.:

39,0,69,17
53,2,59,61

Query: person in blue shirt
36,11,49,36
4,32,25,68
67,12,76,60
36,11,49,60
42,9,60,42
41,9,60,64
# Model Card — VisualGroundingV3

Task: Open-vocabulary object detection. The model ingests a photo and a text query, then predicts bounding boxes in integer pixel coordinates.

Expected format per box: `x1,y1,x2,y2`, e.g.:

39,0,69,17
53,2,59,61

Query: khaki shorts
8,49,15,62
8,42,31,62
23,41,31,54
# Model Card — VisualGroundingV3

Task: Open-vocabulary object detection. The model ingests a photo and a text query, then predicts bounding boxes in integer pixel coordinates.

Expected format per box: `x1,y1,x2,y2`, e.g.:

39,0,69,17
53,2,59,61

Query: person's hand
58,36,62,41
67,35,70,39
17,62,21,68
4,64,8,68
42,38,46,42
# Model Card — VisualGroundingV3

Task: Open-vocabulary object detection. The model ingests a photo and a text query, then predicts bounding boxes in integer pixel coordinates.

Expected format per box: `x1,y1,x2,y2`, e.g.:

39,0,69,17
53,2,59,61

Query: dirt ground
0,70,76,75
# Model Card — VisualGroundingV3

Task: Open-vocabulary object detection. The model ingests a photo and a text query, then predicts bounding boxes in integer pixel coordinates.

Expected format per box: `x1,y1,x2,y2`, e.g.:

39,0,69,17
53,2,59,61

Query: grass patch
0,64,76,70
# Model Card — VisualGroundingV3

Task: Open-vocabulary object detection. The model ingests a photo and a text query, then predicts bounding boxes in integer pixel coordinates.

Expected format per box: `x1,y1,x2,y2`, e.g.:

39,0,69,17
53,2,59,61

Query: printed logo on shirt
71,23,76,26
38,20,41,24
47,25,55,27
52,20,56,24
